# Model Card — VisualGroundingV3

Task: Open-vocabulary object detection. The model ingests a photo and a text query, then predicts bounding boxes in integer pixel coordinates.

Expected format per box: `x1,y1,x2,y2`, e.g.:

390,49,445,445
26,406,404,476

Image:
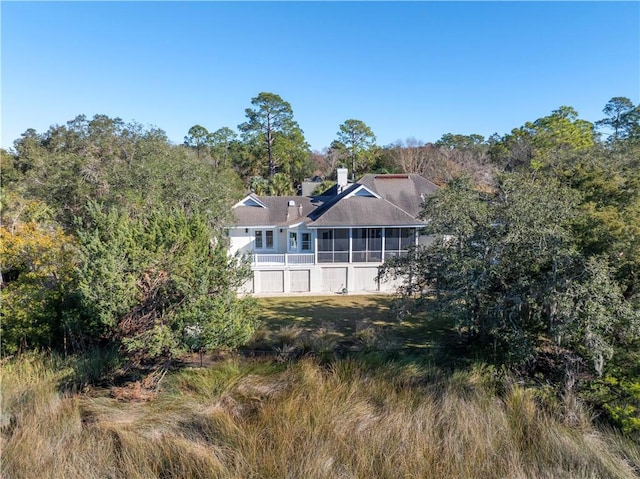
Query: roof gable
232,195,318,227
233,194,268,209
344,185,380,199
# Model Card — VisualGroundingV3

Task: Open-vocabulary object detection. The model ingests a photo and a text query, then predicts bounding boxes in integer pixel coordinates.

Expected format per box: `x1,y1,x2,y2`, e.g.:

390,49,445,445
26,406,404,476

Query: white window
254,229,274,250
289,231,298,250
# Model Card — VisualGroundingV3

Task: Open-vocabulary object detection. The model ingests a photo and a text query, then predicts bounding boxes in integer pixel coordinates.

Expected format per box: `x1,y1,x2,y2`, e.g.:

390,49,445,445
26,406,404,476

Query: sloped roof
232,194,320,227
306,196,422,227
357,174,438,218
231,174,437,228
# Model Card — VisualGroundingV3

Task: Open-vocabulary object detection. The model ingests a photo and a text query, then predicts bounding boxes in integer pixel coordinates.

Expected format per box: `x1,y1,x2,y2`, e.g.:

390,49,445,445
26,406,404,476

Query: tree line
180,91,502,193
181,94,639,195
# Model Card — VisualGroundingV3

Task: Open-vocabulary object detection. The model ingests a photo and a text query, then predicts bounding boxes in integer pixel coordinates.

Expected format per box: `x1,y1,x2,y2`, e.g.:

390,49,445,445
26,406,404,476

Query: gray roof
357,174,438,218
231,174,437,228
232,194,321,227
306,196,422,227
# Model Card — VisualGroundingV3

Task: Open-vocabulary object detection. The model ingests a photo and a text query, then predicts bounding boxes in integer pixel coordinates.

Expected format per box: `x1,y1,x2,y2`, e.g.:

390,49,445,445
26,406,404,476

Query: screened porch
316,227,417,264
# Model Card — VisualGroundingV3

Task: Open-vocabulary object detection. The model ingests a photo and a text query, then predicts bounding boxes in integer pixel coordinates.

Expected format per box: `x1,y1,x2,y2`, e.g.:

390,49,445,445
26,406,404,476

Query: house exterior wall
247,263,397,295
231,227,421,295
229,229,254,256
276,228,287,253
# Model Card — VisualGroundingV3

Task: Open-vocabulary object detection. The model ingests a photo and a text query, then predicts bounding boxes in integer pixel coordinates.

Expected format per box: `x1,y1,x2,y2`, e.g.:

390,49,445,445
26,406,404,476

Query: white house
229,168,438,295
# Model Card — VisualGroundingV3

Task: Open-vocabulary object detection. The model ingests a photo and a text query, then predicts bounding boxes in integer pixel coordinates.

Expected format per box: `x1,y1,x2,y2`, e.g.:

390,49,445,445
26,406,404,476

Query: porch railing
252,253,315,266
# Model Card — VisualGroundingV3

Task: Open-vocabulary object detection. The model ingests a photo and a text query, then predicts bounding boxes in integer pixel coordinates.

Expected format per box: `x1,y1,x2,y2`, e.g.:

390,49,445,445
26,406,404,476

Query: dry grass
2,353,639,479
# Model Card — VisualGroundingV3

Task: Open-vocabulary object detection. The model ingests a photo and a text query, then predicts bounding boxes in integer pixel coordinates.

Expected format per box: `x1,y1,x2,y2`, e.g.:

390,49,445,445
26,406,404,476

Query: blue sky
2,1,639,151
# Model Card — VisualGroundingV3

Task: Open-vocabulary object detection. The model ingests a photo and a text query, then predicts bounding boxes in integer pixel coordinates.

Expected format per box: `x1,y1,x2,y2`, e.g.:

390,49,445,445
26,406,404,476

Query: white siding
229,228,253,256
418,233,436,247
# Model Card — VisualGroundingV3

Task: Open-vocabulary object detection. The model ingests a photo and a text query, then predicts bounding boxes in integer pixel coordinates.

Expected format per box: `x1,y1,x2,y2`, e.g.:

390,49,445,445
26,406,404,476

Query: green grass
249,295,454,354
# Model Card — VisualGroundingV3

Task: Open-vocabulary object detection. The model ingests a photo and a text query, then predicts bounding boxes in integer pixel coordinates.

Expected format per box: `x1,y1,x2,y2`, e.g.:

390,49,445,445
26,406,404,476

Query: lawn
247,294,454,355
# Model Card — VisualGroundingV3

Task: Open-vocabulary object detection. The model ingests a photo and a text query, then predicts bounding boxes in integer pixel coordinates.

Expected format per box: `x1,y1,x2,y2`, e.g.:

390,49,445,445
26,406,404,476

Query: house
229,168,438,294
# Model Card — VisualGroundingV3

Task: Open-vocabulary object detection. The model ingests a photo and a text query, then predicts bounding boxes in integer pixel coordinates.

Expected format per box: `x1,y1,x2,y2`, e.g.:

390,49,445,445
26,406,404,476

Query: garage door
321,267,347,292
290,270,310,292
353,267,379,292
259,270,284,293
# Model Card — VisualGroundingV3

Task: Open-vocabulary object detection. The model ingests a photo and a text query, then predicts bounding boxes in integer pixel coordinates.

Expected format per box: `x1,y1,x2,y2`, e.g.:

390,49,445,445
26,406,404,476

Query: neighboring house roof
231,173,438,229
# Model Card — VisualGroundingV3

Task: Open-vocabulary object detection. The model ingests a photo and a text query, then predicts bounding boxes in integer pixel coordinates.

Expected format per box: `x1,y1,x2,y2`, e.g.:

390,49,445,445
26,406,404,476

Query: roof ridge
307,182,360,219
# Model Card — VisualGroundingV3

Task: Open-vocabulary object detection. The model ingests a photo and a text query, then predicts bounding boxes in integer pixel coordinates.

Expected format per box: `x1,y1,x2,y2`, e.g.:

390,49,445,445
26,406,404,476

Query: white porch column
347,265,355,293
253,269,261,293
314,232,318,264
283,269,291,293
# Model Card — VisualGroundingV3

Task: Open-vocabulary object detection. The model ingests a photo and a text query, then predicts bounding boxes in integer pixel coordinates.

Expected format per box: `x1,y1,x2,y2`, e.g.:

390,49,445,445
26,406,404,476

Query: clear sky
2,1,639,151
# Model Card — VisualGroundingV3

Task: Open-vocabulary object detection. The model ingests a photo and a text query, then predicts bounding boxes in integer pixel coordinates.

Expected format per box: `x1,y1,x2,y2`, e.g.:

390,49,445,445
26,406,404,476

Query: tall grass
2,353,639,478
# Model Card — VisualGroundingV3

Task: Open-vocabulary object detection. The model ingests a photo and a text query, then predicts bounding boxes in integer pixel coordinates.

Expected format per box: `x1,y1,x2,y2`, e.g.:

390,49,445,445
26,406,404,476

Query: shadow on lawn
245,295,465,366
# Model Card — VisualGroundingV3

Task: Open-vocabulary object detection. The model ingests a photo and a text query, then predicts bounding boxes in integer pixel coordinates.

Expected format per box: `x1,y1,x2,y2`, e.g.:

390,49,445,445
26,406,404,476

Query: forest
1,93,640,476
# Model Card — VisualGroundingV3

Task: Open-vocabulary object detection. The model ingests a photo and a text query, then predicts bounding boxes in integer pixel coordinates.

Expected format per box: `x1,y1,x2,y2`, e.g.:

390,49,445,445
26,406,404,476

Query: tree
273,127,314,186
559,144,640,301
75,203,258,366
386,139,445,179
10,114,244,229
0,198,78,354
268,172,295,196
380,174,638,373
0,148,21,186
596,97,640,143
385,137,494,187
183,124,211,159
436,133,485,151
335,119,377,180
238,92,310,178
3,113,252,362
489,106,595,171
209,126,238,167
